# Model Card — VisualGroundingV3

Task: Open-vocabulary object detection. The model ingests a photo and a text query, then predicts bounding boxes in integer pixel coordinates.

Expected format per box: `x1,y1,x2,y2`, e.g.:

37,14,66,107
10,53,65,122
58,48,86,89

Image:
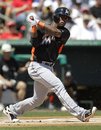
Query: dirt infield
0,116,101,127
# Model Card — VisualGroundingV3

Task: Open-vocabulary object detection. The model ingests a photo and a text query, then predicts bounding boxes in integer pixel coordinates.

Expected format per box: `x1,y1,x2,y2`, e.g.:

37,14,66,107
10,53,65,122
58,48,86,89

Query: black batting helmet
53,7,71,23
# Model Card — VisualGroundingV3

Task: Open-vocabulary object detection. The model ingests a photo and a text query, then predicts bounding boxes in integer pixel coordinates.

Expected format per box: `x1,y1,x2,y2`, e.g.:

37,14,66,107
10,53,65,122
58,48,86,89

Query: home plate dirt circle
0,116,101,127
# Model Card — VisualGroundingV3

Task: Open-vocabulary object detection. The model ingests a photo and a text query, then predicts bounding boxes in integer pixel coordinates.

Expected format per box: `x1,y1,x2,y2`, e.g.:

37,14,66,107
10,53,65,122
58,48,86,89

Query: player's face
54,14,69,26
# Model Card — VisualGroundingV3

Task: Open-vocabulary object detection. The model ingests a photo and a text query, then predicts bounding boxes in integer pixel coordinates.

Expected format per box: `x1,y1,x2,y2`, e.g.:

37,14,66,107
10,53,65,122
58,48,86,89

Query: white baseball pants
9,61,87,117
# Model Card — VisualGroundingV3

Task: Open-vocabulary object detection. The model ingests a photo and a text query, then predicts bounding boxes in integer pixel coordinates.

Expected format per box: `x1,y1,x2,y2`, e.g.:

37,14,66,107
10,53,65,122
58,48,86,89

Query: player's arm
30,25,37,38
26,13,61,38
37,21,61,37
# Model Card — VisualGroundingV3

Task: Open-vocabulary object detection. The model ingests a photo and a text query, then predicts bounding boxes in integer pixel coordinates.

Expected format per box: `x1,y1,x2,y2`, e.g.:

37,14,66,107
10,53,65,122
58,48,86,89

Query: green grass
18,109,101,117
0,126,101,130
21,109,71,117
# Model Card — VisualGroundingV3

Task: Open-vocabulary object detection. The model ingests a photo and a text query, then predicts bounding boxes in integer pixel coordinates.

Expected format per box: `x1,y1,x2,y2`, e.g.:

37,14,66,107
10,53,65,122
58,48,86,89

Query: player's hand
26,13,37,26
26,13,39,26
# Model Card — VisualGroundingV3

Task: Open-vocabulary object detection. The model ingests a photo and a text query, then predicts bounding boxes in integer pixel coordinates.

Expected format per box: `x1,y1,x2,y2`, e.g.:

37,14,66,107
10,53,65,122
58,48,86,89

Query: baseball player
3,7,97,122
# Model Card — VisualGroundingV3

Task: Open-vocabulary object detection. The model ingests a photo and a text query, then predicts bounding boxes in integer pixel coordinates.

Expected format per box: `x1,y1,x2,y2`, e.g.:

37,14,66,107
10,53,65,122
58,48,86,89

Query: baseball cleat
3,106,20,123
83,106,97,122
77,106,97,122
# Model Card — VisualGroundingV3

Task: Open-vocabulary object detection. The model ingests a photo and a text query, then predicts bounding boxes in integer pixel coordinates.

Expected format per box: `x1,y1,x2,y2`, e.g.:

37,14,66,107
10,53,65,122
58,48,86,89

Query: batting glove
26,12,40,26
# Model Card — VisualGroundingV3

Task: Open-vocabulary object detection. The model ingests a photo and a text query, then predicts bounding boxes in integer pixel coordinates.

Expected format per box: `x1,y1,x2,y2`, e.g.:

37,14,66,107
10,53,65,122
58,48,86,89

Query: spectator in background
90,0,101,19
72,4,91,26
1,21,23,39
64,71,77,100
40,0,53,24
66,0,83,29
0,23,5,38
71,0,82,20
87,0,95,7
62,0,73,9
0,43,27,109
31,1,41,17
94,18,101,40
5,0,32,31
88,0,96,7
70,14,96,40
0,0,8,24
55,0,66,8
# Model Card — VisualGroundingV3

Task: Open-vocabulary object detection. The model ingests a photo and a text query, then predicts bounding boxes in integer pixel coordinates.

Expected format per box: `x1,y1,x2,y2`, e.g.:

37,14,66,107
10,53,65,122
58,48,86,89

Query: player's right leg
3,81,49,122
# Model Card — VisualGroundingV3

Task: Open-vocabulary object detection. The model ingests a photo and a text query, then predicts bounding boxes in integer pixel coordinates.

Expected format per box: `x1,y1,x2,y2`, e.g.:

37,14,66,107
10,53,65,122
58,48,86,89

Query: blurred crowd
0,0,101,40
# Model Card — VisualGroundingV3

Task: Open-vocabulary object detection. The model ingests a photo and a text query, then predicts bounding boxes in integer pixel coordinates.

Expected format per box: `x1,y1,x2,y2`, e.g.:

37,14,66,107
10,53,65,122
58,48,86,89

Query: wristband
38,21,45,28
31,25,37,33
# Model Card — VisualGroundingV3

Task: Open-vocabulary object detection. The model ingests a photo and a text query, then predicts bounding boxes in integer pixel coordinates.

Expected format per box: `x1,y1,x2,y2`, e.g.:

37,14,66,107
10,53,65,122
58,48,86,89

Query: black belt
41,61,54,66
36,60,54,67
30,59,54,67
